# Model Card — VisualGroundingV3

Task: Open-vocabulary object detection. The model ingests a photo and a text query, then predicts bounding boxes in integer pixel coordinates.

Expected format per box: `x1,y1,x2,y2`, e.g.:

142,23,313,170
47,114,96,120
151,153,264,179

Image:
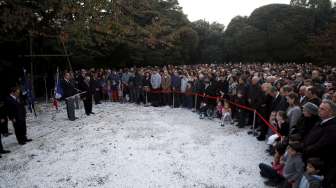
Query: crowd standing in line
1,63,336,188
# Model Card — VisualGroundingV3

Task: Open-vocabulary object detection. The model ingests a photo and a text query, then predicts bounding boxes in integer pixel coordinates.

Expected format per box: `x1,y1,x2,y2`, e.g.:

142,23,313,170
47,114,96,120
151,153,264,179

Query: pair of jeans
259,163,284,183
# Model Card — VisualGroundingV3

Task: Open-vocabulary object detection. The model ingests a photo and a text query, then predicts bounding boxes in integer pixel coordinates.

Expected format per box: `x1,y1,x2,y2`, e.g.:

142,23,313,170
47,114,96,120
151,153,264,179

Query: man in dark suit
257,86,288,141
0,97,12,137
306,86,322,107
0,98,10,158
270,86,288,112
79,74,93,116
304,100,336,188
5,87,32,145
61,73,78,121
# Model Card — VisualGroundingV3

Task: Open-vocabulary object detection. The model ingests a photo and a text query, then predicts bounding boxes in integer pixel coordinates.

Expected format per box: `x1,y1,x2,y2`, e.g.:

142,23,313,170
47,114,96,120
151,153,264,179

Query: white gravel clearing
0,103,271,188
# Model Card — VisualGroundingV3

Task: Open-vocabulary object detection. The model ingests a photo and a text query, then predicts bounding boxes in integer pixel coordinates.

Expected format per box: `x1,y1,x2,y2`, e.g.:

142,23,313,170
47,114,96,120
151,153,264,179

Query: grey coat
283,153,304,186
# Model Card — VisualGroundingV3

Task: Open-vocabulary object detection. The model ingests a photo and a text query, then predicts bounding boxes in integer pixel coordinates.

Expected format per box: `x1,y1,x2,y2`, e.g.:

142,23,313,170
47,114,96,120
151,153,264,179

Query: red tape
145,89,281,136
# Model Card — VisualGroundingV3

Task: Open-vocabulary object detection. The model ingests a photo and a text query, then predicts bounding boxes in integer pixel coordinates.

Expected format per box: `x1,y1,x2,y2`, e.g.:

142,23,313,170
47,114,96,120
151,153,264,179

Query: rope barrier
145,88,282,136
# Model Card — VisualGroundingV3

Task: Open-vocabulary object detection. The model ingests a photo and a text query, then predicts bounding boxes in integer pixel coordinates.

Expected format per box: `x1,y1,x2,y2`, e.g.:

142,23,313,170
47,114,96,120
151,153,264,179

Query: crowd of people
1,63,336,188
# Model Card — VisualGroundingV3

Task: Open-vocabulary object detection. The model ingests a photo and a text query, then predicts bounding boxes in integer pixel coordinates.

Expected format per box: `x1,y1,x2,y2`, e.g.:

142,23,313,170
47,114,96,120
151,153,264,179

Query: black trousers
66,98,76,121
0,118,9,135
151,89,161,107
237,110,246,127
172,92,181,108
259,163,284,182
94,90,101,104
161,93,172,106
13,119,27,144
324,164,336,188
0,132,3,151
83,99,92,115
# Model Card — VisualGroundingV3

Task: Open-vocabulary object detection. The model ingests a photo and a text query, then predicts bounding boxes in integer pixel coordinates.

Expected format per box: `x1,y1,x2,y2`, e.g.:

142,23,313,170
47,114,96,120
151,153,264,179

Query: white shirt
300,96,306,103
10,94,16,101
321,116,336,125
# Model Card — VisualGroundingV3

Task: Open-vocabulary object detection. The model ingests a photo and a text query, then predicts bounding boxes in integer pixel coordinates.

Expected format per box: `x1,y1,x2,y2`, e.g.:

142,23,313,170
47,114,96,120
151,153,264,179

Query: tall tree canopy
1,0,336,86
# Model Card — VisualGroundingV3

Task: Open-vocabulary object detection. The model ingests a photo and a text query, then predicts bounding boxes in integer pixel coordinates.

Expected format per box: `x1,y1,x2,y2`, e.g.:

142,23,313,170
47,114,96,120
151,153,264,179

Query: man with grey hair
304,99,336,188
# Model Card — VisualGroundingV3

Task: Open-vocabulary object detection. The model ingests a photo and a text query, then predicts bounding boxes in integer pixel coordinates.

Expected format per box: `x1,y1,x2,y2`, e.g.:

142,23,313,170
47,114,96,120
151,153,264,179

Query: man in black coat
79,75,94,116
247,77,264,130
193,75,205,110
304,100,336,188
269,86,288,112
0,99,11,156
61,72,78,121
5,87,32,145
0,96,11,137
257,83,273,141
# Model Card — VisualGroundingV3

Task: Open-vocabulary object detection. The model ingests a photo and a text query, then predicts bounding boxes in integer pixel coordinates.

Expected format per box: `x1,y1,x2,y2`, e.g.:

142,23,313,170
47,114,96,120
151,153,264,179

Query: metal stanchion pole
253,110,257,136
193,94,197,112
145,91,148,105
172,91,175,108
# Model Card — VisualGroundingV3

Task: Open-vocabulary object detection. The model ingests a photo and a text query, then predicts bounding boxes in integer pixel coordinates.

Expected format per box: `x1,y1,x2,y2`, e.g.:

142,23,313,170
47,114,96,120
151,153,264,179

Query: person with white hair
304,100,336,188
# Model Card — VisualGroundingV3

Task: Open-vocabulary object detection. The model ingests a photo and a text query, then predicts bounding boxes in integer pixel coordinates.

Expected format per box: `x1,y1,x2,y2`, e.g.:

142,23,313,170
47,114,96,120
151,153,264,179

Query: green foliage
191,20,225,64
306,22,336,64
1,0,336,73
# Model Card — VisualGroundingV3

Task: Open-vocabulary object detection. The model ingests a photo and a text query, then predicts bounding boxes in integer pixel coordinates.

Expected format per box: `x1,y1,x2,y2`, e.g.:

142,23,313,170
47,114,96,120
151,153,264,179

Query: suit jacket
78,80,93,101
304,117,336,179
247,84,264,109
0,101,6,119
271,94,288,112
61,79,77,99
299,96,308,106
5,96,26,121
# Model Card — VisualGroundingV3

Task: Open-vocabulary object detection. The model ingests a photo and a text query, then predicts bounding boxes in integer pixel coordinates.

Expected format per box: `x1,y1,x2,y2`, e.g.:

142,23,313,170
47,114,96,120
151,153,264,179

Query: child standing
296,158,324,188
221,100,232,127
215,100,223,119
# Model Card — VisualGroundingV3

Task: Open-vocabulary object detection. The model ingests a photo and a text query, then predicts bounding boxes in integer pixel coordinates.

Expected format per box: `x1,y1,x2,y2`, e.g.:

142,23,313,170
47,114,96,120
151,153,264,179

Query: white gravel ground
0,103,271,188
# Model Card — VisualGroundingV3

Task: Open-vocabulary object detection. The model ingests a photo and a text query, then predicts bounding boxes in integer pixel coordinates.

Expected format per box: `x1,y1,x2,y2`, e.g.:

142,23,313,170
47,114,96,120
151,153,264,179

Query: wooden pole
29,32,35,97
60,39,73,73
23,54,71,57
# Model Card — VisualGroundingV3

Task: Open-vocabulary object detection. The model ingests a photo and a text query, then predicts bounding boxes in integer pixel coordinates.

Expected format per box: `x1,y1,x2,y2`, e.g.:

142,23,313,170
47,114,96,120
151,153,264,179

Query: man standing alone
5,87,32,145
79,74,94,116
61,73,78,121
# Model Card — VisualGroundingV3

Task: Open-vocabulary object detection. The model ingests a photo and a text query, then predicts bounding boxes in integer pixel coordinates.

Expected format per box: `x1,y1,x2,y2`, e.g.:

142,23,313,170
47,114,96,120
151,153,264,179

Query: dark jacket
304,117,336,158
247,84,264,109
78,79,93,101
291,115,320,139
143,76,151,88
277,121,290,137
216,80,229,95
134,73,144,88
108,73,120,90
271,94,289,112
5,95,26,121
193,79,205,94
308,97,321,107
304,117,336,187
0,101,6,119
205,82,218,97
171,75,181,90
61,79,77,99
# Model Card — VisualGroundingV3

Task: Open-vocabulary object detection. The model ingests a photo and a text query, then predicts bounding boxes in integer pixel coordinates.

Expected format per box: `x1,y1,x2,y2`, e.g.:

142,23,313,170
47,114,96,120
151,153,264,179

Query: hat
303,102,319,115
